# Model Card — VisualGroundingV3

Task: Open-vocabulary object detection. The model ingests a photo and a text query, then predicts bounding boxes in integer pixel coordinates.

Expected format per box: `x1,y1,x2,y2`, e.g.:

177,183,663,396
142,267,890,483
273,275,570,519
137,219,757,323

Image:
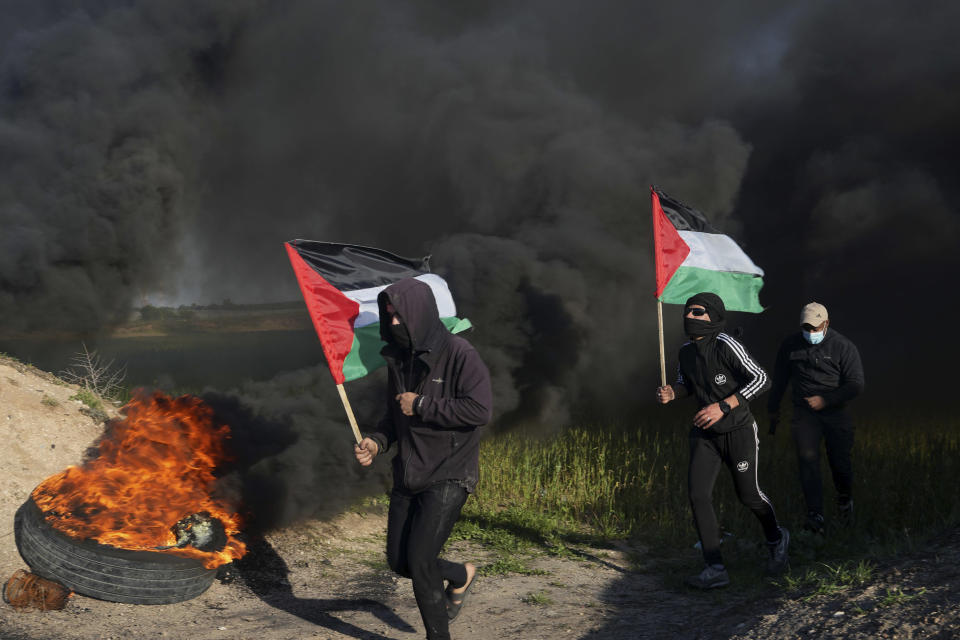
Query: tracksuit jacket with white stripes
673,332,770,432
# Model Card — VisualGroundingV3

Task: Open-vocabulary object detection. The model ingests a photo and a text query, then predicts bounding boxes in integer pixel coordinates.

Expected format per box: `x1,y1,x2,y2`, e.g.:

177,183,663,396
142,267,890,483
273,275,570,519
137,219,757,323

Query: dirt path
727,526,960,640
0,507,738,640
1,358,957,639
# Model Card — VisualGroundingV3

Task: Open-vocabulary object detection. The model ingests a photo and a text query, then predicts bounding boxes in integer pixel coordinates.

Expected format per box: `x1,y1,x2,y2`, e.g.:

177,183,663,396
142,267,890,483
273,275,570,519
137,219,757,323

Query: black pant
387,481,469,640
688,423,781,566
791,406,854,515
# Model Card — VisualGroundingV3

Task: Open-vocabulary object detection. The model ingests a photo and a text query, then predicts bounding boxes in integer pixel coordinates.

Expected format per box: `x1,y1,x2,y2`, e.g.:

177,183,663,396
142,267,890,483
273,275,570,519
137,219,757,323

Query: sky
2,0,959,421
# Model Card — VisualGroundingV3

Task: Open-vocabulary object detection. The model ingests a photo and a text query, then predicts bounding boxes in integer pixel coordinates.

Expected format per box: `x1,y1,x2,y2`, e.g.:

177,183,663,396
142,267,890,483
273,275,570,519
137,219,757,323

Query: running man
354,277,492,639
657,292,789,588
767,301,864,534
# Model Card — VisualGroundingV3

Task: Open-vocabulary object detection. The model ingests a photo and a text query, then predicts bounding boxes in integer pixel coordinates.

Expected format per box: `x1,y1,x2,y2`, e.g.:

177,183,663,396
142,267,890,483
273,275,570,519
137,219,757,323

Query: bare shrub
60,344,126,405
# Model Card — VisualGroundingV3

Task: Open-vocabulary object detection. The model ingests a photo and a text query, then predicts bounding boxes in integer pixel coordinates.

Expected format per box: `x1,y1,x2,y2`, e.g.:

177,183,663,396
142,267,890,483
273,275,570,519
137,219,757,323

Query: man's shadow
225,537,415,639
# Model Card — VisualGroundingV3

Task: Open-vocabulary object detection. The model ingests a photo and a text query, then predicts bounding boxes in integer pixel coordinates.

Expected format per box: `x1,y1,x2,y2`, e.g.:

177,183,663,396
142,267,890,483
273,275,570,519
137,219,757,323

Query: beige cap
801,302,828,326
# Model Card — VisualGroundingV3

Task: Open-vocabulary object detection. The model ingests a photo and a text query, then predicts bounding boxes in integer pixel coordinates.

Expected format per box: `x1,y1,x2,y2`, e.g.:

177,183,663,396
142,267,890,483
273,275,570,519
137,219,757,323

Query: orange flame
32,391,246,568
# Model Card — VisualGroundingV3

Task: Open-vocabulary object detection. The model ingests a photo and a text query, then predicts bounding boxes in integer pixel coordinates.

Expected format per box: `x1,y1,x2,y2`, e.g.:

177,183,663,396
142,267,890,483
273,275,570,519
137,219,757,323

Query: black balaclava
382,299,412,352
683,292,726,339
378,279,444,356
388,321,412,351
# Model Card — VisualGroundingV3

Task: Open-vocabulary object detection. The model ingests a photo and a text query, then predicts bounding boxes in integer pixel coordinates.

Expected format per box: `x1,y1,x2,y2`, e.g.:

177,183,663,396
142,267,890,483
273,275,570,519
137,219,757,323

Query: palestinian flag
651,186,765,313
285,240,472,384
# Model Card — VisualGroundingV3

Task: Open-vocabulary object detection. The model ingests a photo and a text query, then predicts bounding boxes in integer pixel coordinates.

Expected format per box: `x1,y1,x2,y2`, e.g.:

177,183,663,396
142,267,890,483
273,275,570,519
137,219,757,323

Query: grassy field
9,332,953,592
453,408,960,587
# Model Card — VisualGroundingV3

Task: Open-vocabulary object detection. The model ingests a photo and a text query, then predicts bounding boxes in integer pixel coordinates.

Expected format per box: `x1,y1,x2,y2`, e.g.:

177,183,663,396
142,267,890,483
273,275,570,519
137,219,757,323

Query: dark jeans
387,481,469,640
689,423,781,566
792,406,854,515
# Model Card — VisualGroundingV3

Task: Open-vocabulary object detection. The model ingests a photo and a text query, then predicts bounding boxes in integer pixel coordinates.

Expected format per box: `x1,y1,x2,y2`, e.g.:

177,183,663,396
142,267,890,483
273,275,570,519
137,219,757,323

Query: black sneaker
765,527,790,575
803,511,825,535
837,497,854,526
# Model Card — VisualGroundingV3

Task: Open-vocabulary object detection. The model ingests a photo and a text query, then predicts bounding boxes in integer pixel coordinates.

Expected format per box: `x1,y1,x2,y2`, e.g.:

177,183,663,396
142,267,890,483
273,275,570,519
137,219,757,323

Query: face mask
684,317,720,338
388,323,412,350
803,329,825,345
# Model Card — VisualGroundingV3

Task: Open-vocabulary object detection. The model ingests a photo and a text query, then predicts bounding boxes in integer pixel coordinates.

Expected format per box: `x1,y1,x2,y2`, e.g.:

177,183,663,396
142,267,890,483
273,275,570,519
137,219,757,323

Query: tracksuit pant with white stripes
688,422,781,567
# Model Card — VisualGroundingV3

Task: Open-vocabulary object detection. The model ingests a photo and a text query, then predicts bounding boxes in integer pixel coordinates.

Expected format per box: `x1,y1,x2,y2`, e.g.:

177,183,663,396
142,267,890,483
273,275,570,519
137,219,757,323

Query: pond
0,329,327,392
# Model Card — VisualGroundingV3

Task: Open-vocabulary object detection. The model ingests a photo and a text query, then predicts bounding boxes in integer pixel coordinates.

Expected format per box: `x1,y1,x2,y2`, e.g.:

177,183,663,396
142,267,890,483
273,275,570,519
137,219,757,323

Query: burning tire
14,499,218,605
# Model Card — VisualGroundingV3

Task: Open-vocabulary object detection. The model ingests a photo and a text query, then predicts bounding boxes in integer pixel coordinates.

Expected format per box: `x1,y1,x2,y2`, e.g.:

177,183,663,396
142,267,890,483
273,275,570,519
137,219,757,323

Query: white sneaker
686,564,730,589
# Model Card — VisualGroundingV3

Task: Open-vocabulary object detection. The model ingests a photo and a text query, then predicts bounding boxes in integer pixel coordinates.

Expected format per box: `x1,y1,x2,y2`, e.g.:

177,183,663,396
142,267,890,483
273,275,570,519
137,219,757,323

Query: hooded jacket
366,278,492,493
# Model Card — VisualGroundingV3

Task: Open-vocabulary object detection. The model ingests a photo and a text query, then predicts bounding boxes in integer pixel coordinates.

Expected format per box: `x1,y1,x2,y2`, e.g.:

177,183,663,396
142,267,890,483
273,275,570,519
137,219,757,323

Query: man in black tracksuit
354,277,492,640
767,302,864,534
657,292,788,589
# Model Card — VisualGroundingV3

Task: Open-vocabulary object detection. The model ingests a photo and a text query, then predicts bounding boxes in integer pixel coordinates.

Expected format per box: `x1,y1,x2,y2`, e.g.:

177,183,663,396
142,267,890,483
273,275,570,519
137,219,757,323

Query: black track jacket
673,332,770,433
366,278,492,494
767,328,864,414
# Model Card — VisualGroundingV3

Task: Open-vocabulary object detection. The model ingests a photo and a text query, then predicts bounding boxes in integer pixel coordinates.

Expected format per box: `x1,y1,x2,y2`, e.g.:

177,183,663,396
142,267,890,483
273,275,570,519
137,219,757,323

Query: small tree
60,344,127,404
140,304,161,321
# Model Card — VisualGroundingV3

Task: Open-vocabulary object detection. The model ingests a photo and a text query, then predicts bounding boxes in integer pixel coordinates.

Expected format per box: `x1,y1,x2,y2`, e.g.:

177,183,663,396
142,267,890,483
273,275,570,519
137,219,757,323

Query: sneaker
686,564,730,589
837,497,854,526
803,511,825,535
766,527,790,575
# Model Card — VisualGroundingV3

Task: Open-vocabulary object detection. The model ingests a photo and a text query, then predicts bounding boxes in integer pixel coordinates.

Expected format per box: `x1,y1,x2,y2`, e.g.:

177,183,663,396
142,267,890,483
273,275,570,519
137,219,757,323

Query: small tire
14,498,218,604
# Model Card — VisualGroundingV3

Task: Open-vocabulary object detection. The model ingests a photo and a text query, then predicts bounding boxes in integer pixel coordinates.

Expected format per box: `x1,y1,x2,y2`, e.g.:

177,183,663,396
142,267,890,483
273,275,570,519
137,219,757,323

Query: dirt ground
0,357,957,640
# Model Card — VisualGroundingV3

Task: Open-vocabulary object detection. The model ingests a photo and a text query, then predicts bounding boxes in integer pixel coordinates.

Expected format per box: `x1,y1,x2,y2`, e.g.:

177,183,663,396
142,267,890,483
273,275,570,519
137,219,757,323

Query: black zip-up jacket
767,328,864,414
366,278,492,493
673,332,770,433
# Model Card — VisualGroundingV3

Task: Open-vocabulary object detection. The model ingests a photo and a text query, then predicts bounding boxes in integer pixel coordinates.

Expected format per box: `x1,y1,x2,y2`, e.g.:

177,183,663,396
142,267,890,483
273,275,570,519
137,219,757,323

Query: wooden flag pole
652,186,667,388
336,383,363,445
657,299,667,387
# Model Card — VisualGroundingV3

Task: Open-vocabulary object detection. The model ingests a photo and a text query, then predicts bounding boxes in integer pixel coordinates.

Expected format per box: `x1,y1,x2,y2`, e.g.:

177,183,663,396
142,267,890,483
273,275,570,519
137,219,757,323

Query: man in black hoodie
354,277,492,640
767,302,864,534
657,292,789,588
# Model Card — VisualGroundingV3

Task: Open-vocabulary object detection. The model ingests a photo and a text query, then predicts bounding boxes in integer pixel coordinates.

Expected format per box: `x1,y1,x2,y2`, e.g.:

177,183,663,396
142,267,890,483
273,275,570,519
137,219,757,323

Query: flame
32,391,246,569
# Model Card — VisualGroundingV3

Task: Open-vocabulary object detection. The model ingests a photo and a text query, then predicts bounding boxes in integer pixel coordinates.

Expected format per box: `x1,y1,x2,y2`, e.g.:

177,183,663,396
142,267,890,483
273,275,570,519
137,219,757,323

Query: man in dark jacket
767,302,864,534
657,292,788,589
354,277,492,640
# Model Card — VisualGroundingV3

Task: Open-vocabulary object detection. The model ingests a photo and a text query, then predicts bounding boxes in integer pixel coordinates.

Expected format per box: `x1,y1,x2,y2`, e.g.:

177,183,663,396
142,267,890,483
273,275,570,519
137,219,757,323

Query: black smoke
2,0,958,424
201,384,389,533
0,2,258,331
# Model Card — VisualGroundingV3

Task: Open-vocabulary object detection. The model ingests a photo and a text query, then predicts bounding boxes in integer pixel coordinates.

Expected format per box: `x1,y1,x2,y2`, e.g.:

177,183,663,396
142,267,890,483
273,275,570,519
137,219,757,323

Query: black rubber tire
14,498,218,604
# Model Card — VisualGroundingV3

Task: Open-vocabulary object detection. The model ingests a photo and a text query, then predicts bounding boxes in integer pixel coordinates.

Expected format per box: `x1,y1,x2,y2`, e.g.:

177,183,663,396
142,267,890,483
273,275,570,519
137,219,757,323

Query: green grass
463,418,694,554
521,590,554,605
461,410,960,593
70,388,103,411
69,388,111,422
877,586,926,607
358,556,391,572
479,556,548,577
448,512,551,576
847,585,928,616
780,560,876,599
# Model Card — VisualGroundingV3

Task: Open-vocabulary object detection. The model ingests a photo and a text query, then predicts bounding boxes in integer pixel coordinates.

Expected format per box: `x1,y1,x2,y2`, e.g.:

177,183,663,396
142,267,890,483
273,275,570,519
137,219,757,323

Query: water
0,330,327,392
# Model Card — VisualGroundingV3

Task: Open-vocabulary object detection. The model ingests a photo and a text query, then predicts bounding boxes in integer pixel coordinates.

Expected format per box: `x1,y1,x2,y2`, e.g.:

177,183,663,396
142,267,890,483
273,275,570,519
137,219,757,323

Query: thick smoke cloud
0,2,258,330
201,371,391,532
728,1,960,395
3,0,959,428
169,2,753,424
